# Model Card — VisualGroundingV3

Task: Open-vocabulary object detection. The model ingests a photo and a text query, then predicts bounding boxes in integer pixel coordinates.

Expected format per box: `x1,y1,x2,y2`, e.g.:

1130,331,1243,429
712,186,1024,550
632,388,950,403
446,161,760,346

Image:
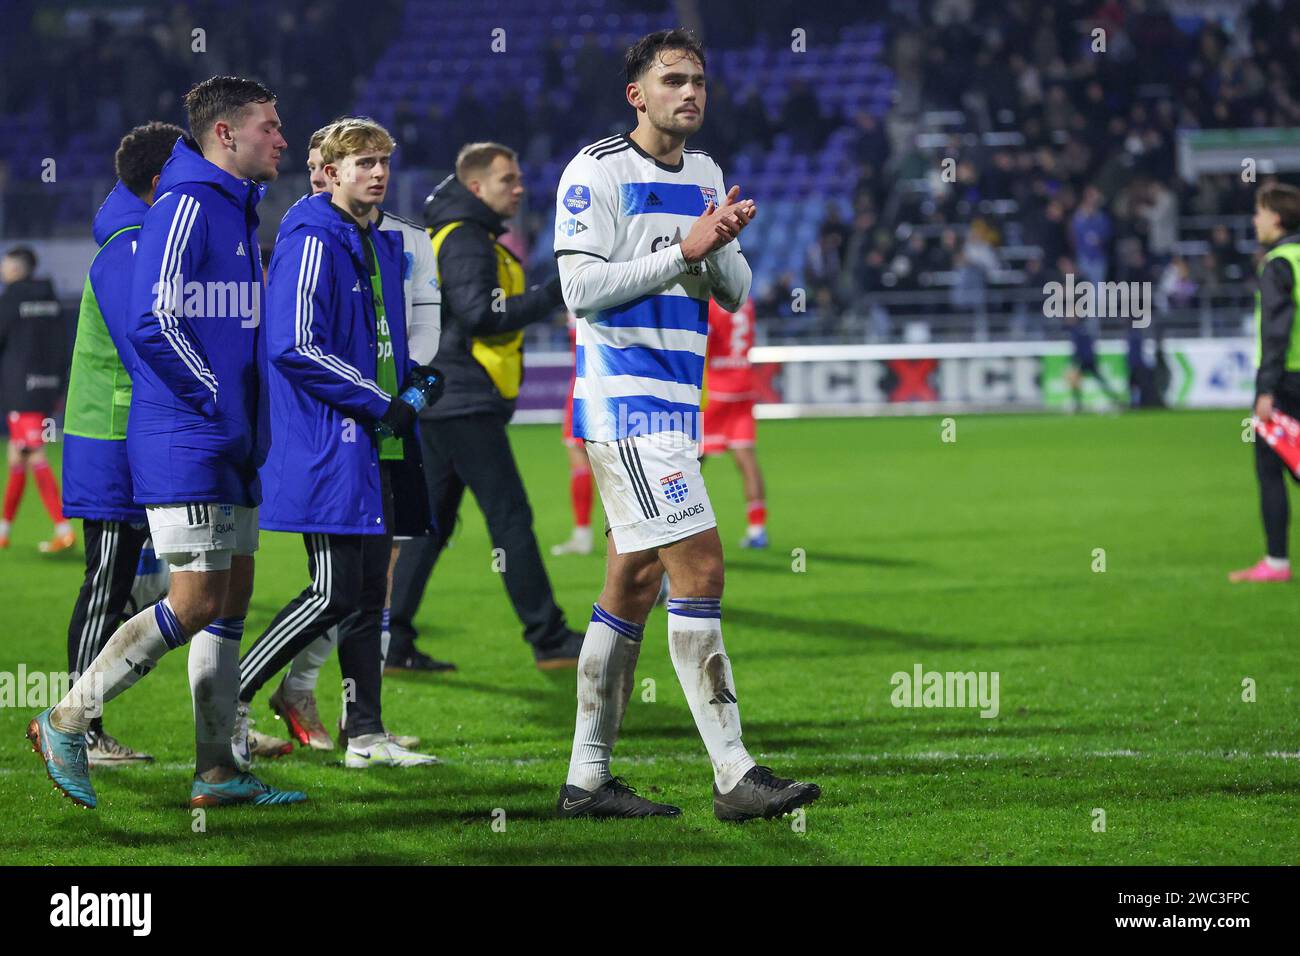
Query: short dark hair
4,246,37,276
183,75,277,146
455,142,517,183
1258,183,1300,234
115,121,185,198
624,28,706,85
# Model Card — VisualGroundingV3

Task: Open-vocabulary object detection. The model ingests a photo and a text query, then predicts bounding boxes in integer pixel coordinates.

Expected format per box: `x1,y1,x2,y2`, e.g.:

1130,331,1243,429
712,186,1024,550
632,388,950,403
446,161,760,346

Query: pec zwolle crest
661,471,689,505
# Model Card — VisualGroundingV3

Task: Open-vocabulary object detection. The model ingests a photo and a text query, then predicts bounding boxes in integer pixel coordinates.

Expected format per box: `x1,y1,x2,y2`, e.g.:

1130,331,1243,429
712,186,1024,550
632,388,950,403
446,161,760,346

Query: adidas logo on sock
709,686,737,705
236,242,246,256
124,657,152,678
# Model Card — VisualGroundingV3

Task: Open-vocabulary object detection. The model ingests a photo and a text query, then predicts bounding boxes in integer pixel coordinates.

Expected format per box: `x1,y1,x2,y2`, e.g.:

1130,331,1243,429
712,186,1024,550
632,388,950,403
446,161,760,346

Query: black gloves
379,395,418,438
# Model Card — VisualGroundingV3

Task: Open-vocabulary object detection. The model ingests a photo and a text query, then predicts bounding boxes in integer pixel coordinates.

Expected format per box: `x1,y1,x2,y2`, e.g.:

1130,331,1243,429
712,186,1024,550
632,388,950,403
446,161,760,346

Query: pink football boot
1228,559,1292,583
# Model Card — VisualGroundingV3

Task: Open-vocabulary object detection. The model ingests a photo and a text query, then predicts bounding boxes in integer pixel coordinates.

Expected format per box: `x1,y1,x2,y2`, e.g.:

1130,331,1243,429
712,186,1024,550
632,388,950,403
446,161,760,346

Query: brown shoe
533,630,584,670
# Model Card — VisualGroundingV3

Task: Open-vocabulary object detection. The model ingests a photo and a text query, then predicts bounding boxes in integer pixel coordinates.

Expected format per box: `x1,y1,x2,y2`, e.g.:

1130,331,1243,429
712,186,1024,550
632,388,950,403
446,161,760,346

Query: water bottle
376,369,442,437
397,382,430,416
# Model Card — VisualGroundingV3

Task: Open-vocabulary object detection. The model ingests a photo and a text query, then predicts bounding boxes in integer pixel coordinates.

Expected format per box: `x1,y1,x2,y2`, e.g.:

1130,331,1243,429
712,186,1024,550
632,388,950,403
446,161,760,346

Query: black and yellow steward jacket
421,175,563,420
1255,232,1300,397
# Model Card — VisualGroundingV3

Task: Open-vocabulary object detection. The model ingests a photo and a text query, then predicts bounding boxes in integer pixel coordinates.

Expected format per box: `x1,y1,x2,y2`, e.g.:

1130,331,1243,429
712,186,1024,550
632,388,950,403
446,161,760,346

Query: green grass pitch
1,410,1296,864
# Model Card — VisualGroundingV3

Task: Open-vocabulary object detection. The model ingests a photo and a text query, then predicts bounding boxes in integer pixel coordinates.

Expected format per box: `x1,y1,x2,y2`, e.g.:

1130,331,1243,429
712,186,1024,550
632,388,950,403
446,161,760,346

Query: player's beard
654,105,703,139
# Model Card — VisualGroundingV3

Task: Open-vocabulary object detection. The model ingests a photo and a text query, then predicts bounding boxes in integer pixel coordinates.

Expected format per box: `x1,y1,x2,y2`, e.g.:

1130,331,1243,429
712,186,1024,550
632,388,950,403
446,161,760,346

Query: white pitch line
1,749,1296,777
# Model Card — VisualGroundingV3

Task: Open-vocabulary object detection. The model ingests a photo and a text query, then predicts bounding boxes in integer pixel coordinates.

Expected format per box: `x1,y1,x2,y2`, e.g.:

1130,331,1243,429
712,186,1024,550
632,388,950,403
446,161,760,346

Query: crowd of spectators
2,0,1299,342
4,0,401,146
0,0,399,235
793,0,1300,338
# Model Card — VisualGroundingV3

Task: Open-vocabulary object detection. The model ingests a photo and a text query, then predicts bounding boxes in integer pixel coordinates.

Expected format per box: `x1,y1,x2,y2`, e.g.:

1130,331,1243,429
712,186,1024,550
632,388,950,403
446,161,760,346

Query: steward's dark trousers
1256,387,1300,558
389,412,567,653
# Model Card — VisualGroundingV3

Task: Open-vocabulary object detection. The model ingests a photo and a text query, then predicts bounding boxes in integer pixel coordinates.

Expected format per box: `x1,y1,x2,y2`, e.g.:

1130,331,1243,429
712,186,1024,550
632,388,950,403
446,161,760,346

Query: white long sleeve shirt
553,132,751,442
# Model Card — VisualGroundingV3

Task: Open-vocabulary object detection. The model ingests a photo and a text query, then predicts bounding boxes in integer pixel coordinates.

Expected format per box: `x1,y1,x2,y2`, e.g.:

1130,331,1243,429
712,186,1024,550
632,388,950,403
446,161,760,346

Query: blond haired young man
237,118,442,768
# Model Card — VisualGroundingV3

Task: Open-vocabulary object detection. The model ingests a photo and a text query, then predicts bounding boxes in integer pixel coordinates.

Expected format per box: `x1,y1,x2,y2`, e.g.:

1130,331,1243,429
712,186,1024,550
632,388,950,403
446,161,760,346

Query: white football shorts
585,431,716,554
145,503,259,572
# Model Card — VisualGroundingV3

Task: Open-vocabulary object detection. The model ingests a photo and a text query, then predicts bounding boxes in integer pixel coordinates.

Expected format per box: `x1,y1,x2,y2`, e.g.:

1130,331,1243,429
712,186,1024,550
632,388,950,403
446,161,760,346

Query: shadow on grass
724,607,1115,654
285,825,835,865
386,675,561,705
727,550,927,574
723,607,975,651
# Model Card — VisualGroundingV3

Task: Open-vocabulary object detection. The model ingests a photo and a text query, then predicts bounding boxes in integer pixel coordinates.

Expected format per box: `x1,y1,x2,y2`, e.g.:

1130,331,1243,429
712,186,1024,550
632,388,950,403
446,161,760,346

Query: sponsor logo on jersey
650,227,683,253
660,471,689,504
557,216,589,237
563,184,591,213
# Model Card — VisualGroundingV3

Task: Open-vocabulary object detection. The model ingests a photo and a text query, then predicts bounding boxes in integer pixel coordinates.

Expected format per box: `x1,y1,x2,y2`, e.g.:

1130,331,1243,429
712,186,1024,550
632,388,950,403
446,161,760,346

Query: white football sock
189,618,243,774
566,606,644,791
666,599,755,793
51,598,187,734
1265,556,1290,570
284,628,336,696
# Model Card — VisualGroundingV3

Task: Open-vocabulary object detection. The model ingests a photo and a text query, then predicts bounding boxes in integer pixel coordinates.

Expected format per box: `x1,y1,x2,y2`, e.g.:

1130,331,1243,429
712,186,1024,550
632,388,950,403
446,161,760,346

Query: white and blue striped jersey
555,133,740,442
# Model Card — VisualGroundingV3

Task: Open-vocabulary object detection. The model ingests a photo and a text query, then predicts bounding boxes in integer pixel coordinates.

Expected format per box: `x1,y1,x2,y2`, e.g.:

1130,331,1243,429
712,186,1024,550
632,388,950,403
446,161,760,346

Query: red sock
571,467,592,528
31,461,64,524
3,466,26,522
747,499,766,528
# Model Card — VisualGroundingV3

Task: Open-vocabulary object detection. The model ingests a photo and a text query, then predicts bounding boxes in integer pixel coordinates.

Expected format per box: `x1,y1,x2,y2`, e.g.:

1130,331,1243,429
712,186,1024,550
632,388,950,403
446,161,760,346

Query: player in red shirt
702,297,767,548
552,313,594,555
